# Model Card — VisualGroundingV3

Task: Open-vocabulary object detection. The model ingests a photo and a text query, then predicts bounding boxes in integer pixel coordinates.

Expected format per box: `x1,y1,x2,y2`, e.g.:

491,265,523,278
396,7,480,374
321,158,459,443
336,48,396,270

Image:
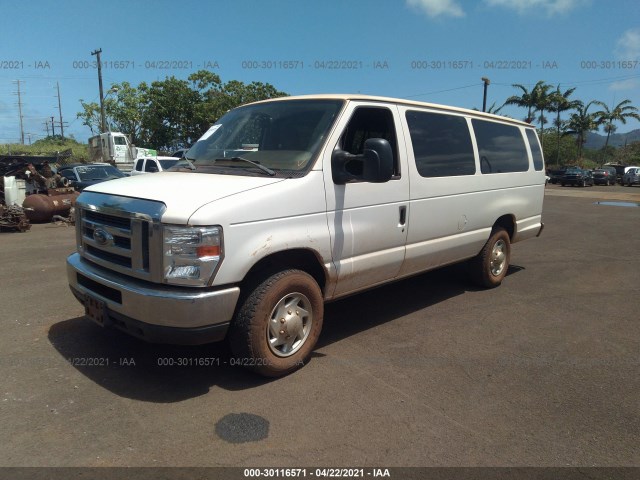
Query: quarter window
525,129,544,171
406,110,475,177
472,119,529,174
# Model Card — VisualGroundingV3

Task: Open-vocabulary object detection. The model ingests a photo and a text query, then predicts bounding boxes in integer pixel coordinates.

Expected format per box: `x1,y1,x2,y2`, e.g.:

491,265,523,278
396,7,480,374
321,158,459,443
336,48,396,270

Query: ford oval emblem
93,228,113,247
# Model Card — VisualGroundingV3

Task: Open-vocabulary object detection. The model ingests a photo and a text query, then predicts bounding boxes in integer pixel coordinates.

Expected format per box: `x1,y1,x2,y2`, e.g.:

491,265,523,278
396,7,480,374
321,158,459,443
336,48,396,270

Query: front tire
229,269,324,377
469,228,511,288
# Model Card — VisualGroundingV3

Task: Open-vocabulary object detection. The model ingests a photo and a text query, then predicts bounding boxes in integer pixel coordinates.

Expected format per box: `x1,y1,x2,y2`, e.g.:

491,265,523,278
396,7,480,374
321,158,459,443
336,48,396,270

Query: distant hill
584,129,640,149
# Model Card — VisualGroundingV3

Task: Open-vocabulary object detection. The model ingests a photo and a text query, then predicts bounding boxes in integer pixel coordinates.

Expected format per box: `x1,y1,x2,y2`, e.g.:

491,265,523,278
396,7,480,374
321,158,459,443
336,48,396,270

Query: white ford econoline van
67,94,545,376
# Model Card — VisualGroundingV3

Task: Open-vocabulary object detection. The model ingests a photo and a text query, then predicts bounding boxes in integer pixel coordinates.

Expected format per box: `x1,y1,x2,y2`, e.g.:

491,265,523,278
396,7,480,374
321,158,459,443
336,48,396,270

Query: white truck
68,94,545,377
88,131,157,172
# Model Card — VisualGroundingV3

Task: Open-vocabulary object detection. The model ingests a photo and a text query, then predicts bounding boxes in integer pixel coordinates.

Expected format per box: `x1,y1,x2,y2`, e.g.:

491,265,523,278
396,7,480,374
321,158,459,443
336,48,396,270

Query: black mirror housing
331,138,393,185
362,138,393,183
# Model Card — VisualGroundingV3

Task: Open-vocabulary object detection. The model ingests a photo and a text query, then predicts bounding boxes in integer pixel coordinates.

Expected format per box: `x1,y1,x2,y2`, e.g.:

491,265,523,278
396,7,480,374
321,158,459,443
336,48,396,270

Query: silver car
622,167,640,186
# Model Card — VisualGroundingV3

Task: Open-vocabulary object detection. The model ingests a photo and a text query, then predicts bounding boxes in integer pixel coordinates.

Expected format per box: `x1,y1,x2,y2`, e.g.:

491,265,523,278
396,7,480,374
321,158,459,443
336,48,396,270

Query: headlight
163,225,223,286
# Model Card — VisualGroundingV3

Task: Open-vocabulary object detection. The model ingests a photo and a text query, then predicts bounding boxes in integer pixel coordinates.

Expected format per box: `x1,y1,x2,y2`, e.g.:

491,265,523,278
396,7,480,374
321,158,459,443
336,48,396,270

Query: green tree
503,80,548,123
564,101,601,159
594,99,640,150
540,131,578,166
78,82,149,144
77,72,288,151
532,82,553,146
547,85,581,166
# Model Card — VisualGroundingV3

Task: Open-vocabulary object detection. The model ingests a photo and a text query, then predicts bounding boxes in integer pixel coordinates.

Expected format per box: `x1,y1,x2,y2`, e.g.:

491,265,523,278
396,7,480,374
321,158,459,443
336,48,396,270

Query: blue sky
1,0,639,144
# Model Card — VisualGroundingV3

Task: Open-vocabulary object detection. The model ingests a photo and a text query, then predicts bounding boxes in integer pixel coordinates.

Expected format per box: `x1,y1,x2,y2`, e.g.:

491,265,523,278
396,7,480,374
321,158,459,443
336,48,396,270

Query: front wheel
229,269,324,377
469,228,511,288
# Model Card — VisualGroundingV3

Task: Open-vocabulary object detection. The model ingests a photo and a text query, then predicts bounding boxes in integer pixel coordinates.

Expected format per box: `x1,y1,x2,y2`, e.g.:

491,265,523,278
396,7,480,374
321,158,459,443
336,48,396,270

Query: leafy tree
78,82,149,144
531,82,553,146
547,85,581,166
594,99,640,150
564,101,601,159
77,72,287,151
503,80,548,123
540,131,578,167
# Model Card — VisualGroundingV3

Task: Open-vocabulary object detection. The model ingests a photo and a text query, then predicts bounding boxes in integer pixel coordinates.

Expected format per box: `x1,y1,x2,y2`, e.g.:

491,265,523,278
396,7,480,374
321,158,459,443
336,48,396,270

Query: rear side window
472,119,529,174
525,129,544,171
134,159,144,171
406,110,475,177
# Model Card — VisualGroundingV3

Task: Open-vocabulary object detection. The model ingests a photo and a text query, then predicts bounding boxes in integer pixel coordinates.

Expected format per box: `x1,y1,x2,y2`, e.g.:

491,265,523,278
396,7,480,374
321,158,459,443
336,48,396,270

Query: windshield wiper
214,156,275,176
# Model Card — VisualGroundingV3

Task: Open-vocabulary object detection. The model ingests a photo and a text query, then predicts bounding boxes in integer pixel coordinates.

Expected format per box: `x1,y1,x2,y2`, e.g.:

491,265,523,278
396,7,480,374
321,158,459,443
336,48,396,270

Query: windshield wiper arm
215,156,275,176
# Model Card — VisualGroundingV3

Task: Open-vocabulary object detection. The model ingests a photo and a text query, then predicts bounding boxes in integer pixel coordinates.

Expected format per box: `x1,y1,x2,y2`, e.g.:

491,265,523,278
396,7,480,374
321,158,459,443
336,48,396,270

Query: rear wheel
469,228,511,288
229,269,323,377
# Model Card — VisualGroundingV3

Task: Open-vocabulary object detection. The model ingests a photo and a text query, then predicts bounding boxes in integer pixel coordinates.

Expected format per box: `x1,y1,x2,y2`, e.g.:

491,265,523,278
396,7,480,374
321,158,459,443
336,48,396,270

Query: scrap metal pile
1,152,78,229
0,204,30,232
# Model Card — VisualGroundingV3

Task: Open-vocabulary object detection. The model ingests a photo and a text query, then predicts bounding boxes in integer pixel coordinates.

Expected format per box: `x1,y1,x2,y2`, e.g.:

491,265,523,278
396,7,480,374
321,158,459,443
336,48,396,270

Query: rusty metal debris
0,204,31,232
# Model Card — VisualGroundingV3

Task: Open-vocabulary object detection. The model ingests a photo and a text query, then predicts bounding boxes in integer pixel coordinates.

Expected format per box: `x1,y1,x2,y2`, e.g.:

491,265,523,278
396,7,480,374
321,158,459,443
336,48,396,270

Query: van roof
248,94,533,128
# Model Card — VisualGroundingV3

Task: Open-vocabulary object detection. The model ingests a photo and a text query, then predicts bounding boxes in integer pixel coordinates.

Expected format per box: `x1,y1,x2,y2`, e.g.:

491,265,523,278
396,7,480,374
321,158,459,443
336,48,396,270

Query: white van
67,95,545,376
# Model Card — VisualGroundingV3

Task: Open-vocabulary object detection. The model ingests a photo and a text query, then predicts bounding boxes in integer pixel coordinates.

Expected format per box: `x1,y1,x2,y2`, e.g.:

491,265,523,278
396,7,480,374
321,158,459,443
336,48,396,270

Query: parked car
548,168,566,184
561,167,594,187
131,156,181,176
57,164,125,191
622,167,640,186
593,167,617,185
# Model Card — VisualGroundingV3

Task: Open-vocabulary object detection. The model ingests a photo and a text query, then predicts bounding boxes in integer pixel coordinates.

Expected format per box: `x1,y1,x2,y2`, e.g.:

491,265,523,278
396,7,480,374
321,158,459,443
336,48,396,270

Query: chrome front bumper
67,253,240,344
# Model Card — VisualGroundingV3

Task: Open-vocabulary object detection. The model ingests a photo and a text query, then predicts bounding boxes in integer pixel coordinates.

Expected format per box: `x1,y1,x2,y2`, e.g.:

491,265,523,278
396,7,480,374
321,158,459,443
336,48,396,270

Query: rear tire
228,269,324,377
469,228,511,288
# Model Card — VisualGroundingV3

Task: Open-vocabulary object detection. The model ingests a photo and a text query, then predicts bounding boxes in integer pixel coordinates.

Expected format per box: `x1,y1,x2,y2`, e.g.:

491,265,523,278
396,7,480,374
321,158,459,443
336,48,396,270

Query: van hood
84,172,285,223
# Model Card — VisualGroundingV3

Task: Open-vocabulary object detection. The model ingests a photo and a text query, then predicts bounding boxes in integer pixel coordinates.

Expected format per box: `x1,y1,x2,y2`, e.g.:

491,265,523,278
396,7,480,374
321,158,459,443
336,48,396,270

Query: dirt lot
1,185,639,470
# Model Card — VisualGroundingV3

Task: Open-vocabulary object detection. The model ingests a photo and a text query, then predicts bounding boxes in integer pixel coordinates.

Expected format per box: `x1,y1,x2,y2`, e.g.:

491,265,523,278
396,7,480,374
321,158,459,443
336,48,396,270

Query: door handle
399,206,407,226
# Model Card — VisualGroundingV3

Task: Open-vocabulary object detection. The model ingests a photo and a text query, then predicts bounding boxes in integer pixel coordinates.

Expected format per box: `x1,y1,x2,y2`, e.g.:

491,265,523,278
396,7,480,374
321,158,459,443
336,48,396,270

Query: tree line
77,71,287,151
77,73,640,167
492,80,640,167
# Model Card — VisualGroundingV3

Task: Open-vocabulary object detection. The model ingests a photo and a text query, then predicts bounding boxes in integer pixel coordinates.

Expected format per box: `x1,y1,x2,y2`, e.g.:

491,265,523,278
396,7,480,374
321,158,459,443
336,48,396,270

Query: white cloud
615,28,640,59
609,79,640,91
406,0,465,18
484,0,588,16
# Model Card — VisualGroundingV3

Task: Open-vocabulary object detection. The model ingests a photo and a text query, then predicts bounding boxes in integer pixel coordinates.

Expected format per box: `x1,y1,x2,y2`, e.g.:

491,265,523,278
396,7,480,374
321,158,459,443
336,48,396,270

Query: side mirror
332,138,393,185
148,165,159,173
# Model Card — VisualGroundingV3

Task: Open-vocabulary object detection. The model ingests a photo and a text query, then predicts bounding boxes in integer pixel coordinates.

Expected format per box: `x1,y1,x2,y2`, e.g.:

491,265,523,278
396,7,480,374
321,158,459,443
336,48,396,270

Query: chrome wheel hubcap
490,239,507,277
267,292,312,357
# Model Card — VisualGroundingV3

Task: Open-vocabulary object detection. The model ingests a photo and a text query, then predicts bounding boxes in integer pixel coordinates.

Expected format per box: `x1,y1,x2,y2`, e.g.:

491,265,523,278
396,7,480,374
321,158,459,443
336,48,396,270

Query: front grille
75,193,165,283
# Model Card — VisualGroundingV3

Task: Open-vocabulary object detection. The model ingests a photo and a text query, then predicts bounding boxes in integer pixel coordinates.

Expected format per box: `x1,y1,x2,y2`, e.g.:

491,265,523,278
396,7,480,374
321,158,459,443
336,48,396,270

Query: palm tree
472,102,504,114
594,99,640,150
548,85,581,166
532,82,553,147
503,82,544,123
564,101,601,160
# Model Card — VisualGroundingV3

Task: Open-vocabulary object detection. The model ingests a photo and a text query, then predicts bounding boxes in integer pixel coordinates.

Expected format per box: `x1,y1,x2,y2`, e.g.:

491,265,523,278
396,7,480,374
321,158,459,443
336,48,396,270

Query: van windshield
184,99,344,177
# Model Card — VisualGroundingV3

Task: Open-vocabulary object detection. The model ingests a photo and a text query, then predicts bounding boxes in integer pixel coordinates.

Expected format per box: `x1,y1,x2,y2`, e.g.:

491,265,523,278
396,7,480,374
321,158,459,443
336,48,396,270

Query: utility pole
56,82,65,139
43,120,50,137
13,80,25,144
481,77,490,113
51,116,56,137
91,48,107,133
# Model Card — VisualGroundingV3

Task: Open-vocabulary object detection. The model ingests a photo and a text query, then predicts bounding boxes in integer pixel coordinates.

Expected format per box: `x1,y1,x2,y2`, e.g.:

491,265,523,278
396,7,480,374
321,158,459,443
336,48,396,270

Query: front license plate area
85,295,108,326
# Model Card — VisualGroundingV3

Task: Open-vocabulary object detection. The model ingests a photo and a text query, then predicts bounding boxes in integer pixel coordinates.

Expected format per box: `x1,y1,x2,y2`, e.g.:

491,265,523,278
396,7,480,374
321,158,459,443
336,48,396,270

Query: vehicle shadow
48,263,523,402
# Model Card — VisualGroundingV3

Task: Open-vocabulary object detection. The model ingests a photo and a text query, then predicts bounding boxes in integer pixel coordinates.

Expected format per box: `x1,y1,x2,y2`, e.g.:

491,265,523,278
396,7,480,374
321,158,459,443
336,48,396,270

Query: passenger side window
340,107,400,177
525,129,544,171
472,119,529,174
406,110,475,177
